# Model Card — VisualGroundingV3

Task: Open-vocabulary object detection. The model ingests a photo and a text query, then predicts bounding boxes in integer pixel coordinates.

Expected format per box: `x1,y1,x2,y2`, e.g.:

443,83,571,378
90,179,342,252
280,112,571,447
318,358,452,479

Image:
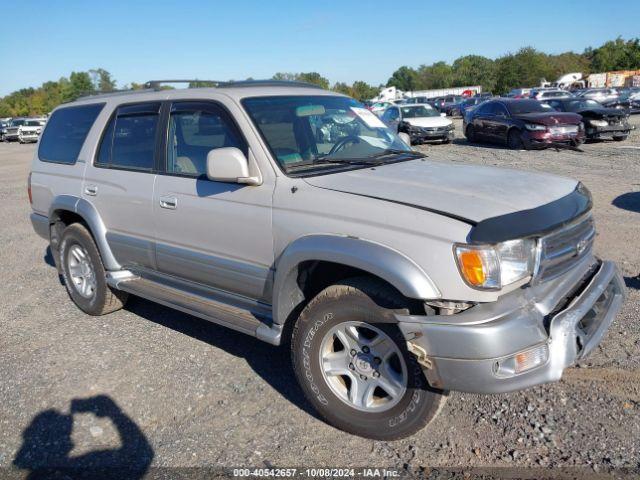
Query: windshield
25,120,41,126
243,96,414,174
565,99,602,111
507,100,549,114
400,105,439,118
11,119,26,126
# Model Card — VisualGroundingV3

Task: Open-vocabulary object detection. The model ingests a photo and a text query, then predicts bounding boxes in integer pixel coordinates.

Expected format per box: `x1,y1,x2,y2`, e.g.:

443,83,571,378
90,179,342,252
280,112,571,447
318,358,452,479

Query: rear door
152,100,274,301
85,102,161,269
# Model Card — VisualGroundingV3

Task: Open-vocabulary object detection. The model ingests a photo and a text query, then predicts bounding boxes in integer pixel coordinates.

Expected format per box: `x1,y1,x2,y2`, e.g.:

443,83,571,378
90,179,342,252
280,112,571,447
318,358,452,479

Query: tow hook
407,341,433,369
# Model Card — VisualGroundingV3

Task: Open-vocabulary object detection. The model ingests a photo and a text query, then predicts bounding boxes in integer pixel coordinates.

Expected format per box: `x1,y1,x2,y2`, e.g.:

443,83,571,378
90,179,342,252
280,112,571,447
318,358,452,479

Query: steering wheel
328,135,360,156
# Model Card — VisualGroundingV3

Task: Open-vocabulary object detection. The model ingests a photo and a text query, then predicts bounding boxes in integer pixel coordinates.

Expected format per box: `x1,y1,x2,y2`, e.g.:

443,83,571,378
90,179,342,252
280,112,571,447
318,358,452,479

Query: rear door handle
84,185,98,196
159,196,177,210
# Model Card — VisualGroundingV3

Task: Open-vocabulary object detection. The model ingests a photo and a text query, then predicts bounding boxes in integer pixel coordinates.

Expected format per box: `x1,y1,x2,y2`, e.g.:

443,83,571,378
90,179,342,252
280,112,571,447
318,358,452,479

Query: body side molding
272,234,441,326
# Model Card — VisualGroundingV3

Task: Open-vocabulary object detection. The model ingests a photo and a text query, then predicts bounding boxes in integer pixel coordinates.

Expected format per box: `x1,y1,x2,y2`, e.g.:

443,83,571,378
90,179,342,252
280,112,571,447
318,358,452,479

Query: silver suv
29,80,625,440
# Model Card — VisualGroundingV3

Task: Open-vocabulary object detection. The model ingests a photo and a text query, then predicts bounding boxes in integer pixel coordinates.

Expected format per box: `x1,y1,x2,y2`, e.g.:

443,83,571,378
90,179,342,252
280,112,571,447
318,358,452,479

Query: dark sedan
463,99,585,149
543,98,632,141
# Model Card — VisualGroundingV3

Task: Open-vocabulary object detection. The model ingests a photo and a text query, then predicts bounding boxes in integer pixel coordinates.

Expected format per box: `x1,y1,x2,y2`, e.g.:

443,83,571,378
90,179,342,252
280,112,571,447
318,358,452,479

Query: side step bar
107,272,283,345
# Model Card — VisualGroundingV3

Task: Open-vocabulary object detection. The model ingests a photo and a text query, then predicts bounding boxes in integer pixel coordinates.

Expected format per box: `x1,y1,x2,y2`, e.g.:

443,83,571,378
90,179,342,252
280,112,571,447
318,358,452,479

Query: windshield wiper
370,148,426,159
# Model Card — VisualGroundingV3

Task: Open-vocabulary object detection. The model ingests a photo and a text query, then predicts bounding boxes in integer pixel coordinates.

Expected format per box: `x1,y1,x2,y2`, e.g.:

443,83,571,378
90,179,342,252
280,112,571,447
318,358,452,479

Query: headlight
454,239,537,290
446,123,455,130
524,123,546,131
588,119,608,127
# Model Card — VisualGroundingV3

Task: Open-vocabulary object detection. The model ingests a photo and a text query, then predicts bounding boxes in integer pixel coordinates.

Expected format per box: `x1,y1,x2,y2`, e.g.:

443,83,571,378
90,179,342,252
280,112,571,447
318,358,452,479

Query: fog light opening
495,344,549,377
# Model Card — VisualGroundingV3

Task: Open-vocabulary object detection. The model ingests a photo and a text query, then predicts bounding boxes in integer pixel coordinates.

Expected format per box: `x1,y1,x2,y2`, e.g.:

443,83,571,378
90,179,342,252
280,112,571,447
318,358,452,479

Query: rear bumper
30,212,50,240
397,259,625,394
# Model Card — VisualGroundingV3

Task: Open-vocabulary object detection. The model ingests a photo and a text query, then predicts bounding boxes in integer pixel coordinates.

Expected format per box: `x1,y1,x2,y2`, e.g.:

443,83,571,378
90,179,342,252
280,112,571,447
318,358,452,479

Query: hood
404,116,451,128
576,108,625,118
303,159,578,224
513,112,582,125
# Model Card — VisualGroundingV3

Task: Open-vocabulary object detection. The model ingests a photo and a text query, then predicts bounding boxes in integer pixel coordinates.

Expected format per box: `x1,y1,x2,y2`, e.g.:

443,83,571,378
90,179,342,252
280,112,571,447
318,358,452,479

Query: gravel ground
0,117,639,479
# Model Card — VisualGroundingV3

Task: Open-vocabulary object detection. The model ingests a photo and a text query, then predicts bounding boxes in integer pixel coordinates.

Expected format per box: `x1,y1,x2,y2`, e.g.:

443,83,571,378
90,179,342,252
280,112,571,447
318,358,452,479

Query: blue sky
1,0,639,96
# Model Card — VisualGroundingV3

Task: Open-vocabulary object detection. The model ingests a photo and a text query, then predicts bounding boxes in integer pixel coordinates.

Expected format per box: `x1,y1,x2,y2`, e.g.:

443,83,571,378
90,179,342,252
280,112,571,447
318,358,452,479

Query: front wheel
465,124,476,143
613,135,628,142
291,277,446,440
507,129,526,150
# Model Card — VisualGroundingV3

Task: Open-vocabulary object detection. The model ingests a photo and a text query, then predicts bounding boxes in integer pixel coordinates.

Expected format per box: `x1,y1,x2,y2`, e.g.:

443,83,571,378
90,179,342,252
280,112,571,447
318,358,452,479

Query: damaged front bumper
397,259,625,394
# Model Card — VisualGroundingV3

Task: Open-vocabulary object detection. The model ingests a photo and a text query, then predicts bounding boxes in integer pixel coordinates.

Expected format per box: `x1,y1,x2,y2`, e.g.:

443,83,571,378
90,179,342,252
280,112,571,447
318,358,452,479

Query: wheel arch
48,195,121,271
272,235,440,326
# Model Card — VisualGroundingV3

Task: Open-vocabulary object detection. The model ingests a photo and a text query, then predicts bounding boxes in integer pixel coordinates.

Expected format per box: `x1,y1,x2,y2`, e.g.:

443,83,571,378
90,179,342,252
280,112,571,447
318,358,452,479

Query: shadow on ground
624,276,640,290
124,296,320,420
612,192,640,213
13,395,153,480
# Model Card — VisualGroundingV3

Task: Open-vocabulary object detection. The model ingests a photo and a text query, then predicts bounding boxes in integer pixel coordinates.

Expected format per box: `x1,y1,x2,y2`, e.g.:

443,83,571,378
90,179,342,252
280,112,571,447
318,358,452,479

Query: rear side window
96,102,160,171
38,104,104,164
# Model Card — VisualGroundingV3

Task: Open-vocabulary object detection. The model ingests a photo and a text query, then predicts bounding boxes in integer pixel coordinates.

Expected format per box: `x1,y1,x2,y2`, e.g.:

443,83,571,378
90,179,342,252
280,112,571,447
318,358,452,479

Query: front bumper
586,124,631,139
397,259,625,394
409,128,455,143
525,129,585,148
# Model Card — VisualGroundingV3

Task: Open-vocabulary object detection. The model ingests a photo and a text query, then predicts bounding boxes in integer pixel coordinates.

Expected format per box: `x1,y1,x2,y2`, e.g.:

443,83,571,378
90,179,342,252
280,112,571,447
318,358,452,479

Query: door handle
84,185,98,196
159,197,177,210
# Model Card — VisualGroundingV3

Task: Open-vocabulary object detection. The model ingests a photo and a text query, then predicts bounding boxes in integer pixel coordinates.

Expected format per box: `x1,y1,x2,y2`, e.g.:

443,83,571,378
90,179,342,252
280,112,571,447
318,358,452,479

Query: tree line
1,37,638,117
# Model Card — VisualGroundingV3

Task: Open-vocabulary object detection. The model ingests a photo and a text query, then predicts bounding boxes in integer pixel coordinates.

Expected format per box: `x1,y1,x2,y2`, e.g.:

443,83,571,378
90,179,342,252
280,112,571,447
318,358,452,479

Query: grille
537,214,595,281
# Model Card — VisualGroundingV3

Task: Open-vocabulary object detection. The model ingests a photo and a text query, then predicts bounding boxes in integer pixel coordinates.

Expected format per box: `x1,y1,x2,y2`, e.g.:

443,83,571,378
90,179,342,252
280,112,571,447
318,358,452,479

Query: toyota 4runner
29,80,625,440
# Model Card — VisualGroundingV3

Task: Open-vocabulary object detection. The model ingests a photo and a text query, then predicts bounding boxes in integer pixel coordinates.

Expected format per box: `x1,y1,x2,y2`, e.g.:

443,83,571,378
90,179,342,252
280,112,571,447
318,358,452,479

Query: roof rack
218,80,324,89
74,78,325,102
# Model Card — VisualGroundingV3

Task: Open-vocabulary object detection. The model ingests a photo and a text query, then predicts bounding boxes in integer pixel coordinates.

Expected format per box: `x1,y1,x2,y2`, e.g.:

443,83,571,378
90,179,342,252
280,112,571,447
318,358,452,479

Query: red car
463,99,585,149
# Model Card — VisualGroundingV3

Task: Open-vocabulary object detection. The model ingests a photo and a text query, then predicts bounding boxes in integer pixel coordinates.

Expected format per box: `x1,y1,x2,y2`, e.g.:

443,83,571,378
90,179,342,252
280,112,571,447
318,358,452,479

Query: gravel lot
0,117,639,479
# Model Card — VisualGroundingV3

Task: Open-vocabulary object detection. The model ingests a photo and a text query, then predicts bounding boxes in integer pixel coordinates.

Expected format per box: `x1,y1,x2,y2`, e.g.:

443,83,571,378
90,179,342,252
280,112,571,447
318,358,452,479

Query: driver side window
166,102,246,177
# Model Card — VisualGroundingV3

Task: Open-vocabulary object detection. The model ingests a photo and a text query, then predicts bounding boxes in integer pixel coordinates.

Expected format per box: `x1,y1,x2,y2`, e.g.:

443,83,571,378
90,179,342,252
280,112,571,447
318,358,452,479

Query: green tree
332,82,352,95
494,47,554,94
386,66,419,91
416,62,454,89
350,81,378,101
586,37,640,71
62,71,94,102
272,72,329,89
89,68,117,92
452,55,496,91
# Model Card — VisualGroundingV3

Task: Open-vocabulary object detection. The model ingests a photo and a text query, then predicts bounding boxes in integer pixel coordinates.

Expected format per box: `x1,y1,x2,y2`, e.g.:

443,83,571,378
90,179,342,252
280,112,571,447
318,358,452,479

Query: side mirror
206,147,260,185
440,112,446,117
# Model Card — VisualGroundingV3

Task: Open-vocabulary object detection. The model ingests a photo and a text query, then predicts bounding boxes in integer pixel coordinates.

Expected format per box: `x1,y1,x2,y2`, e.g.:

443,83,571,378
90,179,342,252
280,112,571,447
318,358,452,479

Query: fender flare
272,234,440,325
48,195,121,271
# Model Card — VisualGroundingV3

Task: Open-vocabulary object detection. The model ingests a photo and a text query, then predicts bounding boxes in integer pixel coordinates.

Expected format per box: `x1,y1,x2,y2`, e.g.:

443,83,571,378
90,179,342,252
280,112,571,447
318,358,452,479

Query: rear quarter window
38,104,105,164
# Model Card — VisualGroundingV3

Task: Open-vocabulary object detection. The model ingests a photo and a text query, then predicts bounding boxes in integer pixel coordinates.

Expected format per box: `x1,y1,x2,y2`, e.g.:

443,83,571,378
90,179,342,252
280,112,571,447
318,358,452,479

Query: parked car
463,98,585,149
600,90,640,114
459,97,488,118
543,98,632,141
577,88,619,104
368,101,392,116
29,81,624,440
4,118,46,143
434,95,464,113
443,98,468,117
405,96,430,104
506,88,531,99
529,89,573,101
0,120,10,142
381,103,454,144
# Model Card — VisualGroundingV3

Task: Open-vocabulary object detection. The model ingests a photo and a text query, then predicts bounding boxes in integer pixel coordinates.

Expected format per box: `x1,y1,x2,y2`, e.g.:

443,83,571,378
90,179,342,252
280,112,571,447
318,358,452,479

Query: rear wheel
465,125,476,143
59,223,128,315
507,129,526,150
291,277,446,440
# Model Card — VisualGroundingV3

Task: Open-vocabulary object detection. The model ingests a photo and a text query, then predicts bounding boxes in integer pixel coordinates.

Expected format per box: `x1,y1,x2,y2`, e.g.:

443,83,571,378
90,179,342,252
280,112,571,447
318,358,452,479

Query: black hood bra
468,183,592,244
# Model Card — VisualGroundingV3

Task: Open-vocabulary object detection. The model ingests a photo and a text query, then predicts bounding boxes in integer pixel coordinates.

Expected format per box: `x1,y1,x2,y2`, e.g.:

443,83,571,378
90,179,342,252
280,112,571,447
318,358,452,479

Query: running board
106,272,283,345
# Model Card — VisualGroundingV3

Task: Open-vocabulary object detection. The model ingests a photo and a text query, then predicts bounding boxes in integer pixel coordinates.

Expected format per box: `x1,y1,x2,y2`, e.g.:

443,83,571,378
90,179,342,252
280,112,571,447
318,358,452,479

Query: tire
507,129,526,150
59,223,128,315
442,138,451,144
465,124,476,142
613,135,627,142
291,277,446,440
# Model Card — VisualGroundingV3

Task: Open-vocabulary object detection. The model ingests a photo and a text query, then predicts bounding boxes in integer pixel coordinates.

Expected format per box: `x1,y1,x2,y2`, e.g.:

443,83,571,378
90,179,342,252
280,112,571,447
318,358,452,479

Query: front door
152,100,274,301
